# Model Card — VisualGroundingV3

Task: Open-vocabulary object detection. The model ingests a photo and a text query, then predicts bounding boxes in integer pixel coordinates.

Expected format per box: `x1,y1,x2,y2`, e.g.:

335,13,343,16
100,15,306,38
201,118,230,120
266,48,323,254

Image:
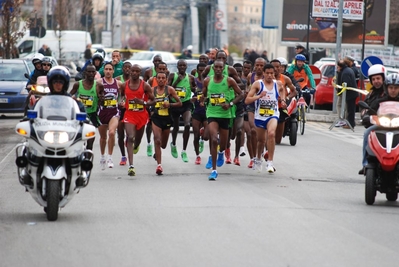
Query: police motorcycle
15,67,96,221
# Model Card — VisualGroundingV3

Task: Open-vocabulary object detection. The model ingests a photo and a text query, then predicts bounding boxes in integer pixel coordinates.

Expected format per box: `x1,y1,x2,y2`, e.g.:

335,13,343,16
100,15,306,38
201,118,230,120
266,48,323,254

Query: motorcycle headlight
379,117,391,127
20,87,29,95
390,117,399,128
37,131,76,144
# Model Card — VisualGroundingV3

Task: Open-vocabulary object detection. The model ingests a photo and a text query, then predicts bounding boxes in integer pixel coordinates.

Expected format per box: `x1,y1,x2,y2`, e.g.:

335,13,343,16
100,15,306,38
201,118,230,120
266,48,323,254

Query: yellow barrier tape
335,84,369,96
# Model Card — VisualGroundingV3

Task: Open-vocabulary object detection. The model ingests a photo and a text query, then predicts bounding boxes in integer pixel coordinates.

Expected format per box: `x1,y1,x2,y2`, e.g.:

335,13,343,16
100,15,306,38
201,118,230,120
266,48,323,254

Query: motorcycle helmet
41,57,52,67
295,54,306,61
95,48,106,59
368,64,386,80
47,66,71,93
32,53,44,65
277,57,288,66
385,73,399,85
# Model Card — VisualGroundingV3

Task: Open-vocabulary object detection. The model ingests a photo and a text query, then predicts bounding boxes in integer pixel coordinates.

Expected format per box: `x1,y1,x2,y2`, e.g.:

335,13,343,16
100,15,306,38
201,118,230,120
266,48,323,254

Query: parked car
314,62,367,109
165,59,199,75
126,51,176,77
0,59,31,114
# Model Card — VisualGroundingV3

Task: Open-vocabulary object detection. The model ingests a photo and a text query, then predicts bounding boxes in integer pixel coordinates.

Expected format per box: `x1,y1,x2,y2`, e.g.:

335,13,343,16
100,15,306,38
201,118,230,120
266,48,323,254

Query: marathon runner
120,64,155,176
167,59,197,163
201,60,244,180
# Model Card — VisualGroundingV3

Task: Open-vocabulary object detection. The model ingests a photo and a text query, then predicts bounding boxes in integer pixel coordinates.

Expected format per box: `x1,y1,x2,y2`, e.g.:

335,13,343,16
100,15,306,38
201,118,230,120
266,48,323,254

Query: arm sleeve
304,65,316,88
287,65,295,74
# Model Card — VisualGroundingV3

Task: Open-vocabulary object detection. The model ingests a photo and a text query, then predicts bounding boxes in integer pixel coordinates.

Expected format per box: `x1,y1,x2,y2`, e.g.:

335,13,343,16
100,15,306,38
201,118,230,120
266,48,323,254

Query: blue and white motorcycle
15,95,95,221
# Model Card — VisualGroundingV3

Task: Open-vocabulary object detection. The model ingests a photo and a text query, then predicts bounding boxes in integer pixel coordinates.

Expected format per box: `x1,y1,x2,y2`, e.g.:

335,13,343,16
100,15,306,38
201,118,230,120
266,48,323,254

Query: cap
345,55,356,62
295,44,305,49
205,49,210,54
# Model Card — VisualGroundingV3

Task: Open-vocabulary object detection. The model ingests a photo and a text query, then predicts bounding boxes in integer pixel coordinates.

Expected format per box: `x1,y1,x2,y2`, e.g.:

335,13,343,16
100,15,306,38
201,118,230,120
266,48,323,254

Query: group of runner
72,49,313,180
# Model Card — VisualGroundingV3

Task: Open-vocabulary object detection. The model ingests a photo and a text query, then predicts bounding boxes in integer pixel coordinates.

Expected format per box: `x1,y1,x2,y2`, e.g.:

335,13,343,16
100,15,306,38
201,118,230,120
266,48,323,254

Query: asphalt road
1,117,399,267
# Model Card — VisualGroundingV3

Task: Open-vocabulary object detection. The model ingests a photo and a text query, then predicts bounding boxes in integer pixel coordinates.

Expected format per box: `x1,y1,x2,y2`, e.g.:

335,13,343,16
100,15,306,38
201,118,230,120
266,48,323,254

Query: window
234,6,237,12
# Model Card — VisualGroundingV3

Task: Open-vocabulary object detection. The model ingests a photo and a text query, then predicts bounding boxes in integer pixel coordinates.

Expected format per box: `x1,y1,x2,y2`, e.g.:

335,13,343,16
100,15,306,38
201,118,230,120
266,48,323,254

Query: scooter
359,101,399,205
15,95,96,221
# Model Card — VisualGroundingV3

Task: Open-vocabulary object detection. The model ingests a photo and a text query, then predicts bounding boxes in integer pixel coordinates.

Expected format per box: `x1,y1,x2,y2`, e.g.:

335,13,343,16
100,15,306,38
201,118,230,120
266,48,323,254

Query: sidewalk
306,109,362,125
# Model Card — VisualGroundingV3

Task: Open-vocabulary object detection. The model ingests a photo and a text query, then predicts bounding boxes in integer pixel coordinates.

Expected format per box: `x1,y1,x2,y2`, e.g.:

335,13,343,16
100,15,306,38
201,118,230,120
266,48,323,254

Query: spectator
38,44,52,56
336,59,358,129
261,50,269,63
294,44,309,63
84,43,92,60
243,48,249,59
178,49,189,59
247,49,259,66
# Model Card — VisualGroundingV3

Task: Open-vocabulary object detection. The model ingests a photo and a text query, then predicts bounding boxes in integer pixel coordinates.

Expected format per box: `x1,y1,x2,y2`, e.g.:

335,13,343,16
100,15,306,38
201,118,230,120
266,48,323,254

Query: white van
17,30,92,60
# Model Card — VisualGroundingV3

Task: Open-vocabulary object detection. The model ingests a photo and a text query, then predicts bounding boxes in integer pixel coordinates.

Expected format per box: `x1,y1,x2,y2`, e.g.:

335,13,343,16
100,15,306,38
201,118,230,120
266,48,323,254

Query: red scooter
360,101,399,205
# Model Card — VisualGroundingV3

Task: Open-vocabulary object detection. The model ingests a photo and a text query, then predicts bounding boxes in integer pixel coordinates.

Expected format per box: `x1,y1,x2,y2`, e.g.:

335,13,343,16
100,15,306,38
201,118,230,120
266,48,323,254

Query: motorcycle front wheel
365,168,376,205
46,180,60,221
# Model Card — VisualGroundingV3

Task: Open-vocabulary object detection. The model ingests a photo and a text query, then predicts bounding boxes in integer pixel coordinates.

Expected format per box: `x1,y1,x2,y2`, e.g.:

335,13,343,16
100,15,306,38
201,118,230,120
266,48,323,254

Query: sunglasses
52,80,65,84
42,64,51,66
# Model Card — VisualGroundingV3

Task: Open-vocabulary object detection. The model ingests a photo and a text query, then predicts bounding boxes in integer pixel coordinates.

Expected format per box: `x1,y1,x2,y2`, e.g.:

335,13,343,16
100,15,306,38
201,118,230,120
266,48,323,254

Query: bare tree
0,0,27,59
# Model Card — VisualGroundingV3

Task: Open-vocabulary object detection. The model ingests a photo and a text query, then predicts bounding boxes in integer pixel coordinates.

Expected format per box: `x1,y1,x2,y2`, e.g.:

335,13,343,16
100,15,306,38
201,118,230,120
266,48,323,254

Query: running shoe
247,159,254,169
254,159,262,172
233,156,240,166
266,162,276,173
119,156,127,166
128,165,136,176
217,151,225,167
208,170,218,181
107,158,114,168
133,145,140,154
205,156,212,169
225,148,231,164
100,157,106,171
147,144,153,157
195,156,201,165
199,139,204,154
181,151,189,163
239,146,246,157
170,142,178,158
156,165,163,175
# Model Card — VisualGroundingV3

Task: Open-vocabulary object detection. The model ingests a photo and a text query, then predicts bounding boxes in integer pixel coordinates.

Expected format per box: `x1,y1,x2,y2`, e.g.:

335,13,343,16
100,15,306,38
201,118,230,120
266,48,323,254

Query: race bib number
175,87,186,99
210,93,225,106
155,97,169,116
80,94,93,107
128,99,144,111
259,105,274,116
104,95,117,108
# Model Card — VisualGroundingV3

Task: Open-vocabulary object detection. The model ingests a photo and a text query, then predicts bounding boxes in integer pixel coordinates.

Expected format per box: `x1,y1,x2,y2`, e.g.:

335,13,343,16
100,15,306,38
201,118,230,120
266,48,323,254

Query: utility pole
43,0,47,28
332,0,344,114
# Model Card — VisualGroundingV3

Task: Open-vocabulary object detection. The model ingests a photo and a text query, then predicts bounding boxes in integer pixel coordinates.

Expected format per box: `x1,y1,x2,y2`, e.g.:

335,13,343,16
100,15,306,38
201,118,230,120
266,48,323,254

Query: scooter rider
277,57,301,98
26,53,45,89
359,64,387,175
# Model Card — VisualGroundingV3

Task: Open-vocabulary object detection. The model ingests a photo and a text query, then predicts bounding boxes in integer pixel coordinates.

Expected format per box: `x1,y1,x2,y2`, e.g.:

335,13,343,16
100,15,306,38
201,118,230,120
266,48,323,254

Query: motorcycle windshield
378,101,399,117
34,95,77,121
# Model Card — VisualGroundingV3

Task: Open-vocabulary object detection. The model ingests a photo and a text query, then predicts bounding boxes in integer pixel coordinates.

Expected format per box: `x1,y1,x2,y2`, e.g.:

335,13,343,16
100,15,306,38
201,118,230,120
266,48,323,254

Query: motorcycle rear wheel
46,180,60,221
386,192,398,201
289,121,297,146
365,168,376,205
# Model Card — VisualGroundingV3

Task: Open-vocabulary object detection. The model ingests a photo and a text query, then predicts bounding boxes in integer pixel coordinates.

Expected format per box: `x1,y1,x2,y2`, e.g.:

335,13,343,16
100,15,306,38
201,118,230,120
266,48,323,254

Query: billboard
280,0,390,48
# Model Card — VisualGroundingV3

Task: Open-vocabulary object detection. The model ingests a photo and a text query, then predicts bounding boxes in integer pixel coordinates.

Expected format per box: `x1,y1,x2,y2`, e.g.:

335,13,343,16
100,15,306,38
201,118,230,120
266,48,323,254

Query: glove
362,115,371,128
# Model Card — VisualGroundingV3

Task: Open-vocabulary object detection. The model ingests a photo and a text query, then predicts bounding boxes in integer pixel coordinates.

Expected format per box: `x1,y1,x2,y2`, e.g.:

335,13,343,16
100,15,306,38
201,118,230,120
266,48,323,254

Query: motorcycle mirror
297,78,304,82
358,101,370,110
24,73,30,79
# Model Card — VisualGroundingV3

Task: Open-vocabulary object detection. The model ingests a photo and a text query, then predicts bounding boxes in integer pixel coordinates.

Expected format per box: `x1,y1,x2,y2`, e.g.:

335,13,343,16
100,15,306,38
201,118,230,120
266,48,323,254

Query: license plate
0,98,8,103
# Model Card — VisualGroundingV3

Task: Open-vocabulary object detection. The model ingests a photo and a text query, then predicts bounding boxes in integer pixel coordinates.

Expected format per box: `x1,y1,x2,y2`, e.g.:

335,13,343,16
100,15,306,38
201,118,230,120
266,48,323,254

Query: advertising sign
280,0,389,48
312,0,364,21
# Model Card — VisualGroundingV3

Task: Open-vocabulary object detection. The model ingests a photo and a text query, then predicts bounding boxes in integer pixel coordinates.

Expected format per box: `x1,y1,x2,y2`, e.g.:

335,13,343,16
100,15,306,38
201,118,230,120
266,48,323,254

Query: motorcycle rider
359,64,387,174
26,53,45,89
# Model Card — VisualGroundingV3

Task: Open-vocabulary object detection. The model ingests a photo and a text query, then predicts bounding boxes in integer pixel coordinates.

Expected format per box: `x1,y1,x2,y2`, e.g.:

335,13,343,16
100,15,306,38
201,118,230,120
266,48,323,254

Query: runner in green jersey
201,60,244,180
167,59,197,163
70,64,104,152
